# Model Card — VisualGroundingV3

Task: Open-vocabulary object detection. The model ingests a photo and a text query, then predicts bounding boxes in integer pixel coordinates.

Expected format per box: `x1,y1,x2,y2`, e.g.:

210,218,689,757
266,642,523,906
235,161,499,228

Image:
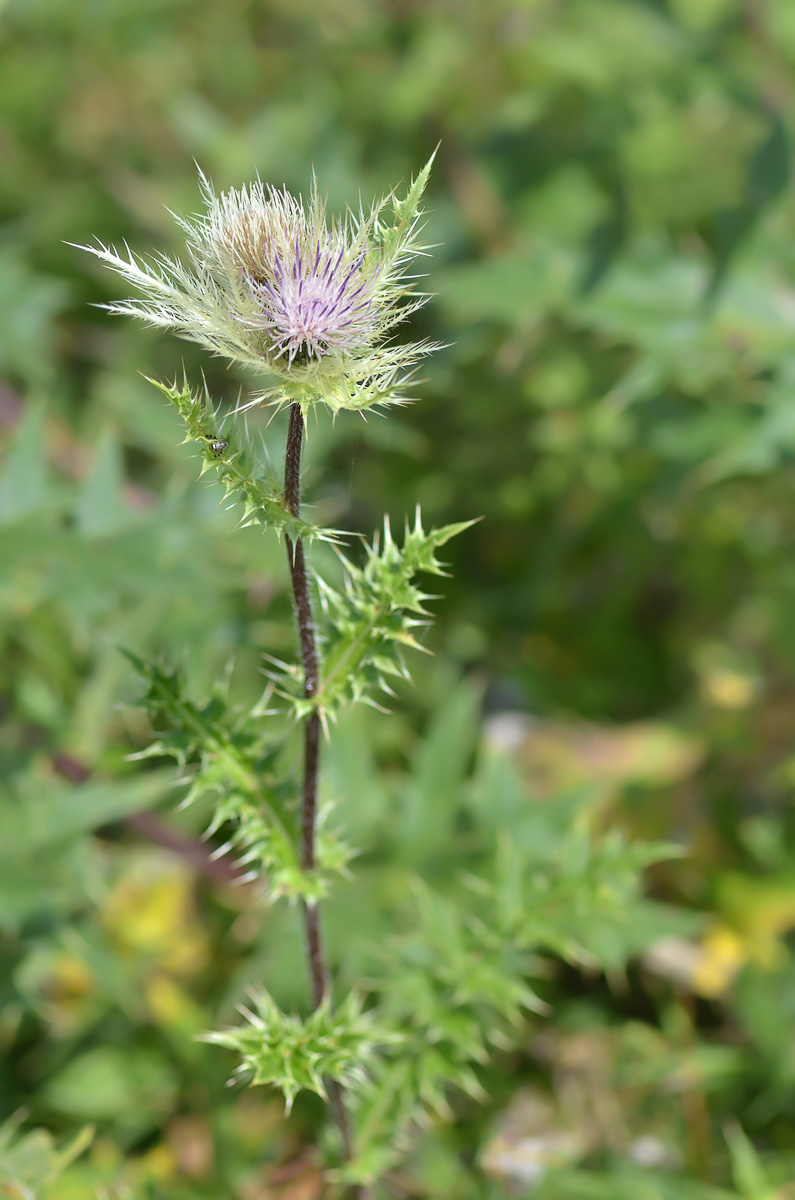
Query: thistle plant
77,155,472,1177
73,158,688,1193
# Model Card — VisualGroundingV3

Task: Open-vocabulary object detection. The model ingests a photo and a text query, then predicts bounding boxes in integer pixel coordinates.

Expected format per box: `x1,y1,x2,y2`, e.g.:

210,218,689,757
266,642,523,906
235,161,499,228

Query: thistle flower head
76,155,438,416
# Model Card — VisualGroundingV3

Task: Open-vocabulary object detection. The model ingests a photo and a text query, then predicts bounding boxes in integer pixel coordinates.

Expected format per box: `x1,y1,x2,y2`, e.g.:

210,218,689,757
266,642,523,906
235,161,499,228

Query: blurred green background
5,0,795,1195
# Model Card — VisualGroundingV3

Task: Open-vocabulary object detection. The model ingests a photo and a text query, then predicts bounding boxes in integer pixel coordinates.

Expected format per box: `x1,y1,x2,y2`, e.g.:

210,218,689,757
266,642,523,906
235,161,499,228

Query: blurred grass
5,0,795,1194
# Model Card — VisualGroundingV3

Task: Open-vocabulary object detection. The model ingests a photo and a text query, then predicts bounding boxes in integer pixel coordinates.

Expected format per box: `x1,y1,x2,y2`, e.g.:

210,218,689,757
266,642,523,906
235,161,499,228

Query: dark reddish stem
283,402,356,1172
284,404,326,1002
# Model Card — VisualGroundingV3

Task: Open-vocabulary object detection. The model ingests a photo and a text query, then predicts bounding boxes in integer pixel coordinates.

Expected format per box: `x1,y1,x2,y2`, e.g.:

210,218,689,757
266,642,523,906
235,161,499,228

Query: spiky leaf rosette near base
203,989,398,1115
273,511,475,721
75,155,438,416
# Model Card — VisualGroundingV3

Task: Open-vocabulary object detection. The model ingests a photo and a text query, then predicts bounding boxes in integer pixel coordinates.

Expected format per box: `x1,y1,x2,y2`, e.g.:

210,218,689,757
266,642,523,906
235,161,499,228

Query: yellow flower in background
643,927,747,999
14,947,97,1037
137,1142,178,1182
699,666,756,710
645,892,795,1002
102,854,209,977
692,641,759,710
717,872,795,970
691,926,747,998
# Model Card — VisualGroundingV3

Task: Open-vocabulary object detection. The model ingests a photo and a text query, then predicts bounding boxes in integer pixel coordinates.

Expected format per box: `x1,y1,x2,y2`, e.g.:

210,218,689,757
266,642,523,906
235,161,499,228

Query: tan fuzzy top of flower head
76,155,438,416
201,183,287,282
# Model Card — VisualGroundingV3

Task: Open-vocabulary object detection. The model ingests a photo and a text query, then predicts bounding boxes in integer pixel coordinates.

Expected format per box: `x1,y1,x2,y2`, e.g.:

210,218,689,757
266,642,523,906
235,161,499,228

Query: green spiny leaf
146,376,339,544
203,989,399,1114
273,510,476,719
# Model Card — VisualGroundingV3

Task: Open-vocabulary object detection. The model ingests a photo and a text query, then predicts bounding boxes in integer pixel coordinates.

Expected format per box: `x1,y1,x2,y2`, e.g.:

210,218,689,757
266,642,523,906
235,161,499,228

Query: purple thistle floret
246,235,382,365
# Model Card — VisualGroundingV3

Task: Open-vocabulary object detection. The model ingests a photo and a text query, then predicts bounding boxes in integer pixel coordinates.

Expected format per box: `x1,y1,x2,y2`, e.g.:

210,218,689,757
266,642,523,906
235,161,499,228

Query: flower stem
283,402,356,1172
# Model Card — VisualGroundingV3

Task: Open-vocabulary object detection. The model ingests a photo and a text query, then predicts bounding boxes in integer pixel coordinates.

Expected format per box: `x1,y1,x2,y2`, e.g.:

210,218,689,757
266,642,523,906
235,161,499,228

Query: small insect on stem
198,424,229,458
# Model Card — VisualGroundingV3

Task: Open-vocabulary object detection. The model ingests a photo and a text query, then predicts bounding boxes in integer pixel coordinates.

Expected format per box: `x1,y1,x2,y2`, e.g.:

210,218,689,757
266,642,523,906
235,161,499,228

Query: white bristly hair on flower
74,153,439,417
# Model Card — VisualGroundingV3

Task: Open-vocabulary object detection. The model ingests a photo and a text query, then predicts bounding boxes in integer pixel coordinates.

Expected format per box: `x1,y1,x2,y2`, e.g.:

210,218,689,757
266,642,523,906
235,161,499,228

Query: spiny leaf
272,509,476,720
123,652,299,891
125,651,353,899
203,989,399,1114
146,376,339,544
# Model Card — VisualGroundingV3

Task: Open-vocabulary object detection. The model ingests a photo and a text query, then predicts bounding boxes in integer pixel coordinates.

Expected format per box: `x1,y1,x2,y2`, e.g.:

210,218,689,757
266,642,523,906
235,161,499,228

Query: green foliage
5,0,795,1195
116,624,689,1185
0,1118,94,1199
0,768,175,927
203,990,395,1114
323,705,696,1181
530,1124,787,1200
534,1171,737,1200
125,652,351,900
148,376,335,545
306,512,475,718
